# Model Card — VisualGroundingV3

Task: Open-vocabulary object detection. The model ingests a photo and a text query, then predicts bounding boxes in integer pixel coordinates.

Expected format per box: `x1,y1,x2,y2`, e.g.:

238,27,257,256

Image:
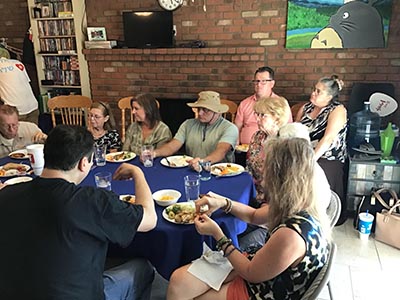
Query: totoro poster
285,0,393,49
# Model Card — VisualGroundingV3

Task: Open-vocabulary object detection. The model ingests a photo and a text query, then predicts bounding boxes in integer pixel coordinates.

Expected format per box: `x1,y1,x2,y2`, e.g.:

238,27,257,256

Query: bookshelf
28,0,91,112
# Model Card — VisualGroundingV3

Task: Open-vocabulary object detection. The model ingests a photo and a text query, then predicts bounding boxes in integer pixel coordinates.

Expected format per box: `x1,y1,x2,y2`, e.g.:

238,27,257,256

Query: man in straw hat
153,91,238,168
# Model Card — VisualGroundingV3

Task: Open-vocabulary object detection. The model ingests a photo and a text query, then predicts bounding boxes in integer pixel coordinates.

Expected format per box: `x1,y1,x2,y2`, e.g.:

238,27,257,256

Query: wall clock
158,0,183,11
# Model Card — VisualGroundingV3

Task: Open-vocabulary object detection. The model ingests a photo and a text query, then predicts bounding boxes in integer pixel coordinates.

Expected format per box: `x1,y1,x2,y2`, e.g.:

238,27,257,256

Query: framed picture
87,27,107,41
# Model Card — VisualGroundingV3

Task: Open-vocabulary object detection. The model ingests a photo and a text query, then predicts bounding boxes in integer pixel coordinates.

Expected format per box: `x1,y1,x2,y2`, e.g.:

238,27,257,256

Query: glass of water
94,171,112,191
141,145,154,167
199,160,211,181
184,174,200,202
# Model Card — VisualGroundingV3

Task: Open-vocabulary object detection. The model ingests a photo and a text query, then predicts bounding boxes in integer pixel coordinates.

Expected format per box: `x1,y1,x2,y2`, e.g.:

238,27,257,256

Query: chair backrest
290,101,307,120
118,96,135,143
118,96,160,142
300,242,337,300
47,95,92,128
327,190,342,228
220,99,238,122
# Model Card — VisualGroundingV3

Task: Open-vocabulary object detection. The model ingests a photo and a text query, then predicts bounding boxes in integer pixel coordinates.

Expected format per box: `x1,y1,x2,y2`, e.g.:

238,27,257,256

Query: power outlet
173,25,177,36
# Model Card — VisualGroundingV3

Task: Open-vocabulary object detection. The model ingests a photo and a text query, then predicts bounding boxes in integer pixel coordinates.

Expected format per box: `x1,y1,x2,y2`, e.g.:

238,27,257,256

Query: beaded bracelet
224,244,237,258
223,198,233,214
216,236,232,252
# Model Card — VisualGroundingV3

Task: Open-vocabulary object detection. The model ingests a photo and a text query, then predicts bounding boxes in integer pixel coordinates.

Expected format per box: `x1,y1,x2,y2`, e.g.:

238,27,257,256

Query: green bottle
380,122,395,158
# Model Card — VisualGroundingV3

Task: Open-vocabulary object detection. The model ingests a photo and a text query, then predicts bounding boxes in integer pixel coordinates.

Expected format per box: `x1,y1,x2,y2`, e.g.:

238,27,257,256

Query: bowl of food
152,189,181,207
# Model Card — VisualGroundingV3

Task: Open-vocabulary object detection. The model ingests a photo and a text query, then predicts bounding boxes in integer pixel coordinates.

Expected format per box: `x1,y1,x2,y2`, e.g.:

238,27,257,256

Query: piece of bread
2,163,25,171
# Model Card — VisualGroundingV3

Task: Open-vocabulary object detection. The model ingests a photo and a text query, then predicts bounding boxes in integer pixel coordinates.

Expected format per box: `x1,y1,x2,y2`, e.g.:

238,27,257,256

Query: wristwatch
158,0,183,11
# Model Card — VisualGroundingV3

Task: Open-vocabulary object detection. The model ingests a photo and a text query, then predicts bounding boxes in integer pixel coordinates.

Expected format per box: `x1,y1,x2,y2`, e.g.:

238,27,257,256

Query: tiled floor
318,218,400,300
150,217,400,300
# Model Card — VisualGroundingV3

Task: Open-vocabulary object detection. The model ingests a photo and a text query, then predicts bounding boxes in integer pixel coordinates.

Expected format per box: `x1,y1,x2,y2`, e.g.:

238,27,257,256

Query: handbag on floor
353,188,399,232
375,201,400,249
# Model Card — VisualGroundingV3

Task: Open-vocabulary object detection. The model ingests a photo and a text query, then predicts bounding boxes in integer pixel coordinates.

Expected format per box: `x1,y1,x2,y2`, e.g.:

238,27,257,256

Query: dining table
0,153,256,279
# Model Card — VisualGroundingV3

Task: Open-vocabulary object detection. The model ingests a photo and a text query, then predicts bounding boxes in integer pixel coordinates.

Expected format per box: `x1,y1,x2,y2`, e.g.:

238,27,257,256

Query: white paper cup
26,144,44,175
358,212,374,240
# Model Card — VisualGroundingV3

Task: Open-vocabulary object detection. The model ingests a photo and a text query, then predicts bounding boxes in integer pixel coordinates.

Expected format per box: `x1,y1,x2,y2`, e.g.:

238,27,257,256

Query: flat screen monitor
123,11,173,48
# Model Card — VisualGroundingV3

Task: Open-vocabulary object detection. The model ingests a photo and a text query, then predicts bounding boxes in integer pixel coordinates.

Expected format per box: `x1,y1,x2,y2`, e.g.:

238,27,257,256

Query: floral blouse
246,130,269,205
122,121,172,155
94,130,122,153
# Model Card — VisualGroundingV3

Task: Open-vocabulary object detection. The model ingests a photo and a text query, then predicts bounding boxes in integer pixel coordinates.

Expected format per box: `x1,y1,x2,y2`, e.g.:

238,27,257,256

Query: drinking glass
94,145,107,166
94,171,112,191
184,174,200,202
141,145,154,167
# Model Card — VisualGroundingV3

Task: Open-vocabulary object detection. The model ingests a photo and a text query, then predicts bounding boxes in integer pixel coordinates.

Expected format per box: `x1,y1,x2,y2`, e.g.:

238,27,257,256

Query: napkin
188,242,233,291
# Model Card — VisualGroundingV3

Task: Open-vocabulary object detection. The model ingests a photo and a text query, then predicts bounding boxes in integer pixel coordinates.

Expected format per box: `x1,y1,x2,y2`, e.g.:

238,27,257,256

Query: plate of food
211,163,245,177
0,163,31,177
235,144,249,152
163,202,196,224
160,155,193,168
106,151,136,163
8,149,29,160
119,194,136,204
4,176,33,185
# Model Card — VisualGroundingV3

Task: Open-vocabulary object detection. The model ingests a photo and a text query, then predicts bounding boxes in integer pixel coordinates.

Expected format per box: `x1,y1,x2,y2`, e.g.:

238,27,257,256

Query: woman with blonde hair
89,101,122,153
247,96,290,204
167,138,331,300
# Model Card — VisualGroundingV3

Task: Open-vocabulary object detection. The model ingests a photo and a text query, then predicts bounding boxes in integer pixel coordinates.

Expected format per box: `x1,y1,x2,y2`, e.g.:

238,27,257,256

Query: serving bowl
152,189,181,207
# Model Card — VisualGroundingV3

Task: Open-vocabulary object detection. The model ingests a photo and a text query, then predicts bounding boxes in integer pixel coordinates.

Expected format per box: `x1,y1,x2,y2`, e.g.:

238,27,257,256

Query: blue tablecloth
1,155,256,279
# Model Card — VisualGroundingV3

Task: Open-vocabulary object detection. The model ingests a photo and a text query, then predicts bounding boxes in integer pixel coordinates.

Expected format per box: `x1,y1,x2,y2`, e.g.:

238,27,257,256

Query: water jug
380,122,395,158
348,101,381,156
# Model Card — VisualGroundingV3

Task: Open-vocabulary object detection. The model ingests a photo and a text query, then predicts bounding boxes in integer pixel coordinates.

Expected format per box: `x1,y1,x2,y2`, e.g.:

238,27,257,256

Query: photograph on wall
285,0,393,49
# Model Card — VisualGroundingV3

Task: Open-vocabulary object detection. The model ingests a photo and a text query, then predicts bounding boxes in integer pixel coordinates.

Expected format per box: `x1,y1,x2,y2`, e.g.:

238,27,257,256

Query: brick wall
84,0,400,121
0,0,29,51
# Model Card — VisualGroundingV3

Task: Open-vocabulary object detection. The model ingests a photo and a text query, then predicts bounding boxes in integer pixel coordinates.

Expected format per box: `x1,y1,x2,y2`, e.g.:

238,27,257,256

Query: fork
164,157,172,166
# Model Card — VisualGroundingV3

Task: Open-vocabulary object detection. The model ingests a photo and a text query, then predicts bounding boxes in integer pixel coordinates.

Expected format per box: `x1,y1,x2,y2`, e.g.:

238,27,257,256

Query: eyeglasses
89,114,103,120
311,87,326,95
251,79,273,85
254,112,269,119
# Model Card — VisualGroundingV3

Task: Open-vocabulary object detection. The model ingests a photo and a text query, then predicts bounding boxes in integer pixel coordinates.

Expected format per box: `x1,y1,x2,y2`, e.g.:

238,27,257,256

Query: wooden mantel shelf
83,47,266,61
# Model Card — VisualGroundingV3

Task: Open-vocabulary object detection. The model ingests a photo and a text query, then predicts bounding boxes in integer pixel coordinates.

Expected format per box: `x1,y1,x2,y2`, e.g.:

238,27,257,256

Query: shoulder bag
353,188,399,233
375,201,400,249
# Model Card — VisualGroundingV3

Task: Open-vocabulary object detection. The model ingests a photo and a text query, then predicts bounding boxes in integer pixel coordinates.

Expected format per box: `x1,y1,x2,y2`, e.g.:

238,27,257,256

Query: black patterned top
94,130,122,153
245,212,330,300
300,102,347,162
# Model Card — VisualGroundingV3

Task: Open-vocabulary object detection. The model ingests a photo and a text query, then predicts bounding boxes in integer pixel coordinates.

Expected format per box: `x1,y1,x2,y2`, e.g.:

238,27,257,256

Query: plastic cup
199,160,211,181
94,145,107,166
184,174,200,202
94,171,112,191
26,144,44,175
358,212,374,241
141,145,154,167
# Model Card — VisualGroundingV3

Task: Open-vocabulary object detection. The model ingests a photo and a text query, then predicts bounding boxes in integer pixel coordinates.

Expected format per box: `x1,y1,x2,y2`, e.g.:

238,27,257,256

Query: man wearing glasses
153,91,238,168
235,66,291,145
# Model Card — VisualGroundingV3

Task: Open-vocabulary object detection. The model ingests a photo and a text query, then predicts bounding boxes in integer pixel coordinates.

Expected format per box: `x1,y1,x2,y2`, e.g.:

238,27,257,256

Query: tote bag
375,202,400,249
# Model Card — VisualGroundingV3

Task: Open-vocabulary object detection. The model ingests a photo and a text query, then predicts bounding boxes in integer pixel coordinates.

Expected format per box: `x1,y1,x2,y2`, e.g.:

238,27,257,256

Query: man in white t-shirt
0,56,39,124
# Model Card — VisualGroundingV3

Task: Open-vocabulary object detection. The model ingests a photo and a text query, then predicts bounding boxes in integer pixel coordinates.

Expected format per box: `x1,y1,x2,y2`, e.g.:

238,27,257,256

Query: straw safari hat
187,91,228,113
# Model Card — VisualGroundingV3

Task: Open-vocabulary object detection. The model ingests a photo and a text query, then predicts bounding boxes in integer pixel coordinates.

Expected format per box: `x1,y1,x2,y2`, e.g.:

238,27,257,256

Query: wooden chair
118,96,135,143
221,99,238,122
47,95,92,128
118,96,160,142
290,101,307,120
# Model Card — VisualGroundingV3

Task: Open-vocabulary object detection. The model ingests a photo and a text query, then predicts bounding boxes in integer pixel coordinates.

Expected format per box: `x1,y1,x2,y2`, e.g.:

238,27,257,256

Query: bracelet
216,236,232,252
223,198,233,214
224,244,237,258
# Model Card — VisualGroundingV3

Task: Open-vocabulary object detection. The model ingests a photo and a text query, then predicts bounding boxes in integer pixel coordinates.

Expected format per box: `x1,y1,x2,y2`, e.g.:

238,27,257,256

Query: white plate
0,164,31,177
211,163,245,177
160,155,193,168
235,144,249,152
8,149,29,160
162,202,196,225
106,151,136,163
4,176,33,185
119,194,136,204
